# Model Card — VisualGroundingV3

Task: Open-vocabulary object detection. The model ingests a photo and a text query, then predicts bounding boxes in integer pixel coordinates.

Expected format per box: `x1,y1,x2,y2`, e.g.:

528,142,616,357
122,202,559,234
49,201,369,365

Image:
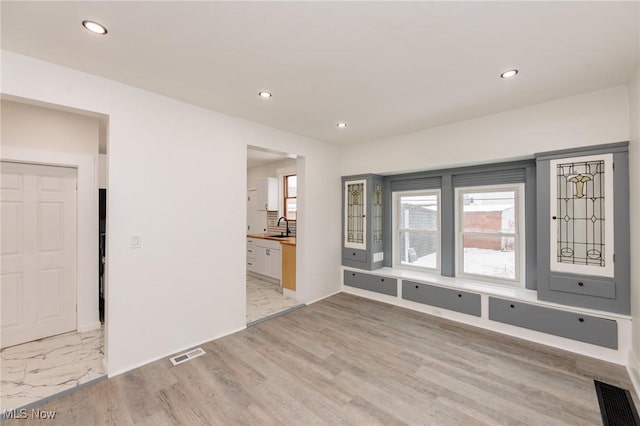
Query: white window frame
392,189,441,273
455,183,526,286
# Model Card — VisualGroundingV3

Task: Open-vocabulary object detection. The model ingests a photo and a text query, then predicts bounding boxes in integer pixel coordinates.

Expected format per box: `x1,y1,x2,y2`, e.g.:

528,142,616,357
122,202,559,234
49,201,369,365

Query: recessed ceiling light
82,20,108,35
337,122,347,128
500,69,519,79
258,91,272,98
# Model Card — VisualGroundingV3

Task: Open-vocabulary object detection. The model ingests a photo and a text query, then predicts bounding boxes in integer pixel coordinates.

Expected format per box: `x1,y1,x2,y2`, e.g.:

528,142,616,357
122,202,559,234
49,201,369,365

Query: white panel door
1,161,77,348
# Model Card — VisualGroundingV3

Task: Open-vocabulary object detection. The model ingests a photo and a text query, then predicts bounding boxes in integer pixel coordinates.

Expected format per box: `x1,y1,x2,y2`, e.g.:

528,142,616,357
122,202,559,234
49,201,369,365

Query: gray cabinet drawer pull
579,318,584,323
578,282,584,287
510,304,515,308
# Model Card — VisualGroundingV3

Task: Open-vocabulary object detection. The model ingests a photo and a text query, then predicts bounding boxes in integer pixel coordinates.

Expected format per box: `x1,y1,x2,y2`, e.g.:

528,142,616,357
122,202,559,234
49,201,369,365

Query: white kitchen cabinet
269,248,281,280
251,238,282,281
247,189,267,233
246,238,257,272
257,177,278,211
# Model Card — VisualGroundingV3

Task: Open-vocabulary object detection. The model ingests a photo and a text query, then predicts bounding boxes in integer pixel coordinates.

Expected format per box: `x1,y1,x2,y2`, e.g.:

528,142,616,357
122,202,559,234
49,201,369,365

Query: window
283,174,297,220
456,184,525,285
393,190,440,271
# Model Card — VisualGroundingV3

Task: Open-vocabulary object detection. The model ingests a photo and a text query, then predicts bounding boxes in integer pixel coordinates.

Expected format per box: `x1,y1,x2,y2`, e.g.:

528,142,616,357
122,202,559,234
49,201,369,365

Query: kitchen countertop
247,233,296,246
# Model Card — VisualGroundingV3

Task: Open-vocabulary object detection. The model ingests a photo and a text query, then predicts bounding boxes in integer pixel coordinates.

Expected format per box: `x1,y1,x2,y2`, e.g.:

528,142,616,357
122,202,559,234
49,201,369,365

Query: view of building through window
397,192,440,270
284,174,297,220
459,189,519,281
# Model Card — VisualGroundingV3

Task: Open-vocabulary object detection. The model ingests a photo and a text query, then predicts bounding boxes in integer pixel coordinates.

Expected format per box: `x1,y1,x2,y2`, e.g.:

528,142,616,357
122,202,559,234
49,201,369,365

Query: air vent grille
595,380,639,426
169,347,205,366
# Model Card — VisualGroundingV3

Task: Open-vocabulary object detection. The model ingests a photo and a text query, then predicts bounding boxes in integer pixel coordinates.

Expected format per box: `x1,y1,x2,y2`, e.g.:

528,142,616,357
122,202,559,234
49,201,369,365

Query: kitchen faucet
277,216,291,237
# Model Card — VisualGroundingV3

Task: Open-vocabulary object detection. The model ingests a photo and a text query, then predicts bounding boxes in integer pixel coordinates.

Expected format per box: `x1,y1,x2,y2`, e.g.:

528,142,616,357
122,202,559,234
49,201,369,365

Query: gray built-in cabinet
342,174,385,270
489,297,618,349
535,142,630,314
343,270,397,296
341,142,630,318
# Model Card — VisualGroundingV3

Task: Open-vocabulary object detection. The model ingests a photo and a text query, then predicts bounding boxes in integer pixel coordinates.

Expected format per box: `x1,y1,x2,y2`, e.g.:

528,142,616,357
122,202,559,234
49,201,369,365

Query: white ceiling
2,2,638,146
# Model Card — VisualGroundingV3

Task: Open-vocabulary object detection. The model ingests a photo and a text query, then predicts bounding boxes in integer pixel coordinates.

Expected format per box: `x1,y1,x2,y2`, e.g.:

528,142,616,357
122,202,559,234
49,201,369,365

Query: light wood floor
5,293,636,425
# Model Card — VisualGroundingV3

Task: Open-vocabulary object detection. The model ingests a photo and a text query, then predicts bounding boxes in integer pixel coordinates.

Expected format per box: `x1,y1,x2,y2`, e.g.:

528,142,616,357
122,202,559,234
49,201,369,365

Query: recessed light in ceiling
337,122,347,129
258,91,272,98
82,20,108,35
500,69,519,79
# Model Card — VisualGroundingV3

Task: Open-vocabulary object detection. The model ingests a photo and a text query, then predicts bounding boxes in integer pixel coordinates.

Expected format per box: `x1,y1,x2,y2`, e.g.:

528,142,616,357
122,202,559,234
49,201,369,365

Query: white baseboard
342,286,629,365
78,321,102,333
106,325,247,378
304,289,341,306
627,349,640,396
283,288,296,299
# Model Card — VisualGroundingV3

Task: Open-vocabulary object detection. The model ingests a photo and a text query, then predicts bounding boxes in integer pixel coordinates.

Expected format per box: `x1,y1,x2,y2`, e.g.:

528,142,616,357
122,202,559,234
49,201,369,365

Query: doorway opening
246,146,304,325
0,99,108,412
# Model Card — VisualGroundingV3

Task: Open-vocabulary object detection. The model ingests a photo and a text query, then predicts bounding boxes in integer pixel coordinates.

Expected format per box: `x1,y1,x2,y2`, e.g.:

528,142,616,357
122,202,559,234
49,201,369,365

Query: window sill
342,266,631,321
376,267,536,299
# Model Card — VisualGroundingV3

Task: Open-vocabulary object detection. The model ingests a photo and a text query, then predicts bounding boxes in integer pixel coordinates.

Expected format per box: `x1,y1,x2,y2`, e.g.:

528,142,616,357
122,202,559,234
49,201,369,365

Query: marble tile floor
246,274,301,324
1,327,105,411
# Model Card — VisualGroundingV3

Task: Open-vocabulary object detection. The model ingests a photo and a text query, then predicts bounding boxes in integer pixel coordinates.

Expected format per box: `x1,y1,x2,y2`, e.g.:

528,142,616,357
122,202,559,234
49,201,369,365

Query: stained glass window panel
556,159,605,267
346,182,365,245
373,183,383,244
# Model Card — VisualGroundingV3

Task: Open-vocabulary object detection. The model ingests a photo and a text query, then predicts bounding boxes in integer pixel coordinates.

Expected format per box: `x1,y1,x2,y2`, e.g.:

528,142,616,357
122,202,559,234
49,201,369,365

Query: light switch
130,234,142,249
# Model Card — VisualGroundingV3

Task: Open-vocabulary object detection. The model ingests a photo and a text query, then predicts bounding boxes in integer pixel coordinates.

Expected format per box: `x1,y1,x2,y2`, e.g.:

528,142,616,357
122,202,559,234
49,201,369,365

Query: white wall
1,99,101,332
1,100,100,156
1,51,341,376
340,86,629,175
247,158,296,189
628,66,640,387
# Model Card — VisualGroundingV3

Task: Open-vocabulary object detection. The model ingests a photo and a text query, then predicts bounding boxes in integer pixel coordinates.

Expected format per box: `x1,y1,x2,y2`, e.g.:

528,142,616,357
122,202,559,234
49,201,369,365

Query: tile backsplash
267,211,296,236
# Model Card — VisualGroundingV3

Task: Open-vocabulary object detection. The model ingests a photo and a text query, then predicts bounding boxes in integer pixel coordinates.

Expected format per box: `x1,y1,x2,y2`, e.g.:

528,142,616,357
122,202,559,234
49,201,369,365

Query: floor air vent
595,380,639,426
169,347,205,366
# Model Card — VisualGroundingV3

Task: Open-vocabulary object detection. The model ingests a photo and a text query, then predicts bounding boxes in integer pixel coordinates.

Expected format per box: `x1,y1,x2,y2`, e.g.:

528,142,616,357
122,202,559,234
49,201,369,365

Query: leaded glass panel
346,182,365,246
556,159,605,267
373,183,383,243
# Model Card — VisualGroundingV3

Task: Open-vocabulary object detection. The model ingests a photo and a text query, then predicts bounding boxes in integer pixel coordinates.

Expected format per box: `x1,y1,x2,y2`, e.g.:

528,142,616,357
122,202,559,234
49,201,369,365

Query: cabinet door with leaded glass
549,153,614,278
344,179,367,250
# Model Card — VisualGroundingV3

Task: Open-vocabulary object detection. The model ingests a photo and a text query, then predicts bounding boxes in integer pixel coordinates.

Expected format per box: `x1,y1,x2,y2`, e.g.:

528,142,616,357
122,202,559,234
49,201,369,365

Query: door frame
1,147,100,333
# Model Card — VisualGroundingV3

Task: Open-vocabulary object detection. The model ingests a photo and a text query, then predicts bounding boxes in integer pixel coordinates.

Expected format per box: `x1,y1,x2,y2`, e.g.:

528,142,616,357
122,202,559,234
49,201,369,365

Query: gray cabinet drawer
343,248,367,263
549,274,615,299
344,271,397,296
489,297,617,349
402,281,481,317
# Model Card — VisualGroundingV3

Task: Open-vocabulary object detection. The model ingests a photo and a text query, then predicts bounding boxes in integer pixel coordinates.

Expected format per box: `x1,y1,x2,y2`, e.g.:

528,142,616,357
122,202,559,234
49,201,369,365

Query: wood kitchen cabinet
282,243,296,291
